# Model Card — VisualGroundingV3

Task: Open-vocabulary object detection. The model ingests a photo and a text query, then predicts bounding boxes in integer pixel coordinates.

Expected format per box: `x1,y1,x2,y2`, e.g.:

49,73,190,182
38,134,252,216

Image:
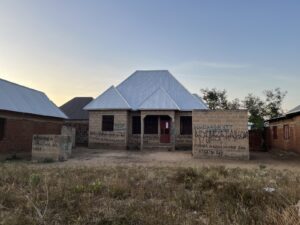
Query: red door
160,119,171,143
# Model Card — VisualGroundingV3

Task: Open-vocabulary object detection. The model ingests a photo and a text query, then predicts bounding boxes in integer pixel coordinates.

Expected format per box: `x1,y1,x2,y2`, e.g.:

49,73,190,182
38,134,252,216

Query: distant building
0,79,67,160
84,70,208,150
60,97,93,146
268,105,300,153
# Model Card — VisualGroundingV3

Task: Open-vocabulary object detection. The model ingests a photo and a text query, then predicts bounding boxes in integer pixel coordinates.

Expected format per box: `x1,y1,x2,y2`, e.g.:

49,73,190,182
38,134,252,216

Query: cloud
171,60,250,75
195,61,250,69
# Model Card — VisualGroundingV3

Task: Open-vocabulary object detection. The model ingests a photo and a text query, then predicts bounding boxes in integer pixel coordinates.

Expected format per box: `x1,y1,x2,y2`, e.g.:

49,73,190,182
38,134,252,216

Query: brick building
268,105,300,153
84,70,208,150
0,79,67,160
60,97,93,146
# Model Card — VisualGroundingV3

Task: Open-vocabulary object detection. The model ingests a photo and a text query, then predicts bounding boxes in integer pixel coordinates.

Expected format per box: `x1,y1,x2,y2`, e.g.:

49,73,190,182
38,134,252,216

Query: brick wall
88,110,128,149
268,115,300,153
192,110,249,160
0,111,63,160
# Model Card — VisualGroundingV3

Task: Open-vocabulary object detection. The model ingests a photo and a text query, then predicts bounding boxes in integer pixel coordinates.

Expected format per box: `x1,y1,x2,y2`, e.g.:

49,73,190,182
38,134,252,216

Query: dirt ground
31,147,300,171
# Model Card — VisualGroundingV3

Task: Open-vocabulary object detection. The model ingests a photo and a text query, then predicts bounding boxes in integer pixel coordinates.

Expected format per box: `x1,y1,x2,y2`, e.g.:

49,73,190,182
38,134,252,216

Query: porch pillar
140,114,145,150
170,115,176,151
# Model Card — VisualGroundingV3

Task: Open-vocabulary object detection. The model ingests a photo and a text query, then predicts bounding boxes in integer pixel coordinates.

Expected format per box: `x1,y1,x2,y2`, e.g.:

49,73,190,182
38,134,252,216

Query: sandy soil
32,147,300,171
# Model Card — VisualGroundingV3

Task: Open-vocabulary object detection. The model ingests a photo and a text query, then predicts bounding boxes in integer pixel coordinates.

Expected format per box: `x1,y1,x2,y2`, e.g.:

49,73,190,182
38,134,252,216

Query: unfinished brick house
268,105,300,153
0,79,67,160
60,97,93,146
84,70,207,150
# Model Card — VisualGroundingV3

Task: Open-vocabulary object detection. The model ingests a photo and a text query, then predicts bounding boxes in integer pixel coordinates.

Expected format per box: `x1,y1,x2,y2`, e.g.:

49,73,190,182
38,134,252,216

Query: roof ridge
113,86,131,108
116,71,138,89
158,87,180,110
192,93,208,109
166,71,198,101
137,87,161,108
138,87,180,110
84,85,131,110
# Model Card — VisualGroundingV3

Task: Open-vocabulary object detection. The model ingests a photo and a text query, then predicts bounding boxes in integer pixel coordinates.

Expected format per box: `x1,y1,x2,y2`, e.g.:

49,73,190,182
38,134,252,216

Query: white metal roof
85,70,208,111
139,87,180,110
287,105,300,115
193,93,208,109
84,86,131,110
0,78,67,119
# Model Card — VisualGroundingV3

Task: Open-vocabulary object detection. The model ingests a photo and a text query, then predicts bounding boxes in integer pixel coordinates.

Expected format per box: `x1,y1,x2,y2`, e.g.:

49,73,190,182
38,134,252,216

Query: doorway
160,116,171,143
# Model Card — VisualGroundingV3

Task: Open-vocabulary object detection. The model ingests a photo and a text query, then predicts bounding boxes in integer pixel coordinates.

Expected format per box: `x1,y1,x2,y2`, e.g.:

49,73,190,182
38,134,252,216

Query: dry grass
0,163,300,225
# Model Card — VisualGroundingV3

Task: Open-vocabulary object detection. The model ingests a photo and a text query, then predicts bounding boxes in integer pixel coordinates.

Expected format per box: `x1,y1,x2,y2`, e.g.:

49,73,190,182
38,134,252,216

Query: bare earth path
30,147,300,171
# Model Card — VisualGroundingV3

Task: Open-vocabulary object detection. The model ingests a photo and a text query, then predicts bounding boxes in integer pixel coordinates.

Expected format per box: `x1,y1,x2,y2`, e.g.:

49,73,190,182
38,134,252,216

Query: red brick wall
268,115,300,153
0,111,64,159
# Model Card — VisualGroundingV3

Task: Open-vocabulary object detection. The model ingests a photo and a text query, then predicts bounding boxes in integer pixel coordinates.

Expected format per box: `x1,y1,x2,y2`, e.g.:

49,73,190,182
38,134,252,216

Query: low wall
32,135,72,162
61,126,76,148
192,110,249,160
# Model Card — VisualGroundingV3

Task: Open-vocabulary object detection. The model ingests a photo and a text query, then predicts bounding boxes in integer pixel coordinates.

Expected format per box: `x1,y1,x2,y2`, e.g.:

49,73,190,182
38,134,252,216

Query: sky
0,0,299,111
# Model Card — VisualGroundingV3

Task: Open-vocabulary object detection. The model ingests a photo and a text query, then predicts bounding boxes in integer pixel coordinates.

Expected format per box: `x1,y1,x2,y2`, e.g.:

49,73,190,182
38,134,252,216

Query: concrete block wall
175,112,192,150
192,110,249,160
61,126,76,148
32,135,72,162
64,121,89,146
125,111,193,150
88,110,128,149
127,111,175,150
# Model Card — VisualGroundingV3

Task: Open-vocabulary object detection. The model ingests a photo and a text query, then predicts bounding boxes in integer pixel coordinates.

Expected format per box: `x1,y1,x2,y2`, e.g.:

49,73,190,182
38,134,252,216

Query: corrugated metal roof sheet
287,105,300,115
84,86,131,110
0,78,67,119
60,97,93,120
85,70,207,111
139,88,180,110
192,93,208,109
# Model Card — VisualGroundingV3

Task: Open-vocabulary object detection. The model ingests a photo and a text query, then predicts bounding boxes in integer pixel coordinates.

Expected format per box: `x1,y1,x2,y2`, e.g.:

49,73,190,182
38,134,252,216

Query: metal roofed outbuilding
0,78,67,119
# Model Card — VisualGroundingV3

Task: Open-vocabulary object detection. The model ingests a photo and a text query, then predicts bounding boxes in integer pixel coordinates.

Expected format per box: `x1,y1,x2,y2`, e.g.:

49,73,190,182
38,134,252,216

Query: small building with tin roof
267,105,300,153
0,78,67,160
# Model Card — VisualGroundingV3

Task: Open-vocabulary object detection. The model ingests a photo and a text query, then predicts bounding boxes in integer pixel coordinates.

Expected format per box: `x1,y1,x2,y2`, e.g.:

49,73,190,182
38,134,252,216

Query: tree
242,94,266,129
242,88,287,129
264,88,287,119
227,98,241,110
201,88,240,110
201,87,287,129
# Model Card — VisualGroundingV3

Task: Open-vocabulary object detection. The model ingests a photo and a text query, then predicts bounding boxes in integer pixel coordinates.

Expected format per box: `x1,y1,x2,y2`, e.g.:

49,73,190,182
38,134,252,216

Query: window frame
132,116,141,134
0,118,6,141
102,115,114,132
144,116,158,134
180,116,192,135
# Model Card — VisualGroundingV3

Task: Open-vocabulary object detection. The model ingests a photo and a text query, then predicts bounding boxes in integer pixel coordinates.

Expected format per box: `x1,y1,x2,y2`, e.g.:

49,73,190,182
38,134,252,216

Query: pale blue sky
0,0,299,110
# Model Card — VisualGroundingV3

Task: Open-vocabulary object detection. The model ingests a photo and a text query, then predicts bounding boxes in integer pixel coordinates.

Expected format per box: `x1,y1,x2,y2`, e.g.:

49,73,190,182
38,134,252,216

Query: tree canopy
201,88,287,129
